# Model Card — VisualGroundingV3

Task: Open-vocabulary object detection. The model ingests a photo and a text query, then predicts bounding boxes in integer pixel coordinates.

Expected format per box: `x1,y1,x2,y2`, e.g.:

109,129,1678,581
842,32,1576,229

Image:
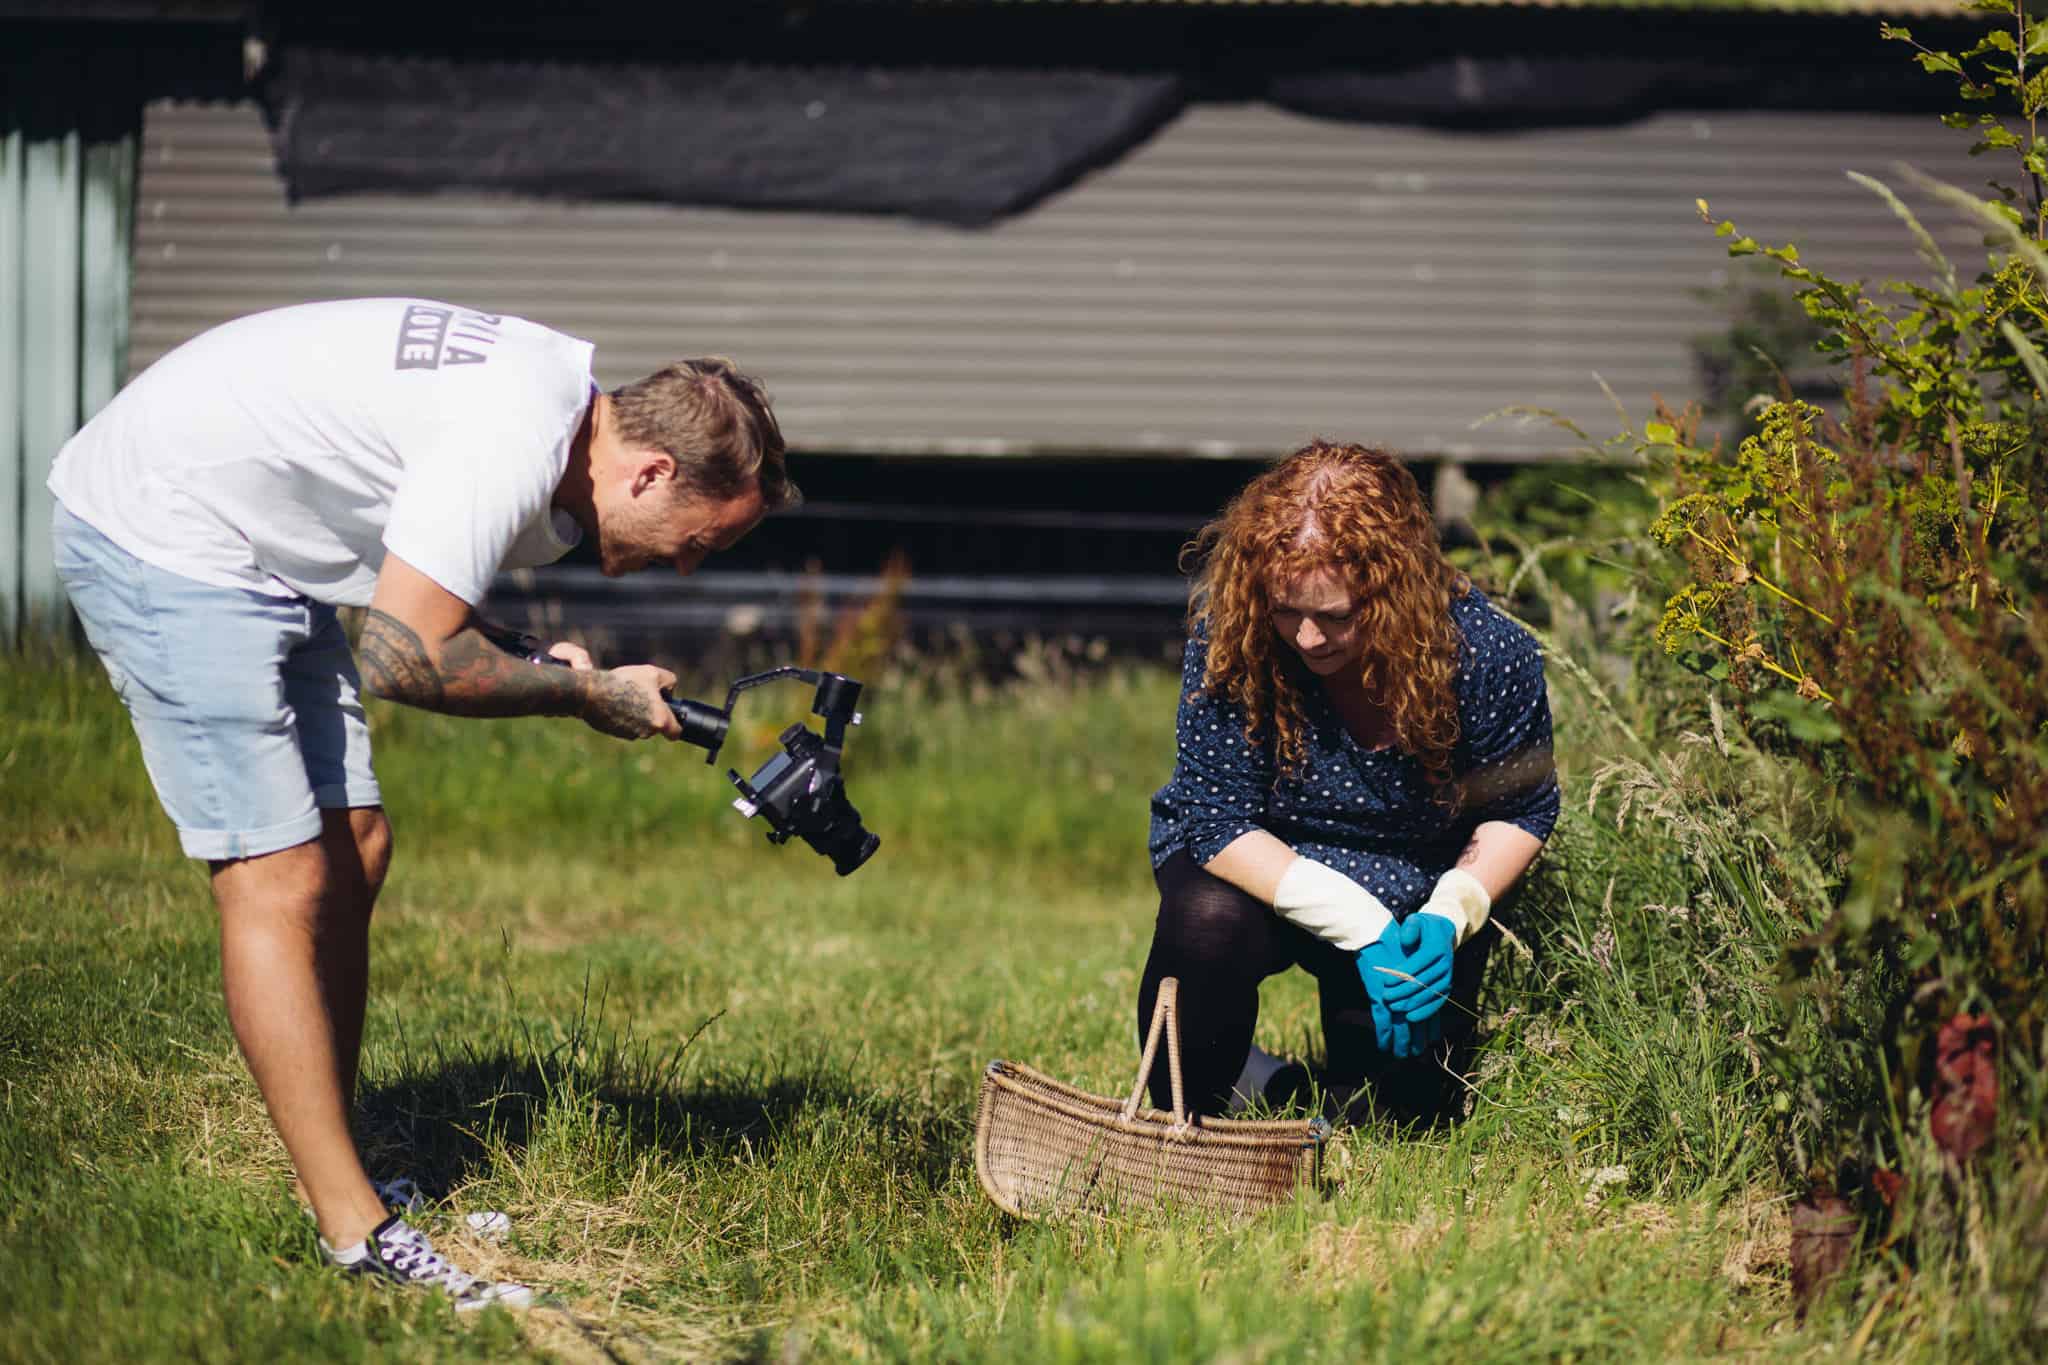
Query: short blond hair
609,358,798,511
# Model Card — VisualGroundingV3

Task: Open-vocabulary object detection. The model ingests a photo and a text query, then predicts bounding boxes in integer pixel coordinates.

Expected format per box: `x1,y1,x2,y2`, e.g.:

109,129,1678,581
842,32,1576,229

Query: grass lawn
0,644,2024,1362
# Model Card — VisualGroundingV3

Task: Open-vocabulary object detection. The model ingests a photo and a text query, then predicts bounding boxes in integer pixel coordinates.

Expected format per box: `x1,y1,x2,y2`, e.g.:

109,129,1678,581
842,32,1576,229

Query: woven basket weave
973,978,1328,1219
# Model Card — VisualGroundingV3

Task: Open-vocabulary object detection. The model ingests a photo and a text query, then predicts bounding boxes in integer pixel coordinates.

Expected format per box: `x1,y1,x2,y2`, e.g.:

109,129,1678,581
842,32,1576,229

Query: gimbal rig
664,667,879,877
517,632,878,876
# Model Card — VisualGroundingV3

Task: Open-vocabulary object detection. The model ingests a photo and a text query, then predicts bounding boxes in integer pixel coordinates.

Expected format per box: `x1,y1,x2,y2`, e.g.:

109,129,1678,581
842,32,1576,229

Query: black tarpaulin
1266,54,1918,129
259,46,1189,227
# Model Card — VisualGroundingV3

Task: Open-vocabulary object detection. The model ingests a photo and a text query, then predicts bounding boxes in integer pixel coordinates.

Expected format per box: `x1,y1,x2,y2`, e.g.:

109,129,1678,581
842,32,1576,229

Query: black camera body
674,668,880,877
730,723,878,875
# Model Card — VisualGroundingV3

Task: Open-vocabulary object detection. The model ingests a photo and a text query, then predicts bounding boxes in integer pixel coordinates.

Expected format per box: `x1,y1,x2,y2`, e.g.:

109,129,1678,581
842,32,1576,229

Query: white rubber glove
1416,866,1492,946
1271,856,1393,951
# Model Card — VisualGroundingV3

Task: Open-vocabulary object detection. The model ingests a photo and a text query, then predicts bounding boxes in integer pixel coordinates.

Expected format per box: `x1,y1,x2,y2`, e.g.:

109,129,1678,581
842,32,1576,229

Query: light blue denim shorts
52,501,382,861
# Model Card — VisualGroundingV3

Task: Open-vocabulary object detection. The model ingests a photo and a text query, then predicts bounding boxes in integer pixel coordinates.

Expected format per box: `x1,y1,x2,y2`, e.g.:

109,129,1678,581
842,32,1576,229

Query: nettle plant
1642,0,2046,1172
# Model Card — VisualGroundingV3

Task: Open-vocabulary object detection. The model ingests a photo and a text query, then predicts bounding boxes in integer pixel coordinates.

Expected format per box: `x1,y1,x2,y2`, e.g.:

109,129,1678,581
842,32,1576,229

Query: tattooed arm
361,552,680,740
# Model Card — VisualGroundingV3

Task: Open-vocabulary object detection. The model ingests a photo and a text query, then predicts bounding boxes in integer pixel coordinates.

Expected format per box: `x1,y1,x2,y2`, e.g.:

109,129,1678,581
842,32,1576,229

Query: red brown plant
1929,1012,1998,1167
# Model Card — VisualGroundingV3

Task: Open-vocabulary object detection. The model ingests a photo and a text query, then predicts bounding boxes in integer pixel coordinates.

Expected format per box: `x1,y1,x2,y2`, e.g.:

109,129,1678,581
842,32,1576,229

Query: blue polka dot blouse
1148,587,1561,917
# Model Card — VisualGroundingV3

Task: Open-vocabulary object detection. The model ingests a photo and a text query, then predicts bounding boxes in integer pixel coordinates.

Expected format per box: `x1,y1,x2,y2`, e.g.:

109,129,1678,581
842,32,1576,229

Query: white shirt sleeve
382,413,566,606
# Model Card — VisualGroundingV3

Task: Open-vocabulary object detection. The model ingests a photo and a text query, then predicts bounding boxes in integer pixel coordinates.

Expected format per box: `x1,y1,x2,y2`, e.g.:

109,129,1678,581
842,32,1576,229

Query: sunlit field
0,630,2036,1363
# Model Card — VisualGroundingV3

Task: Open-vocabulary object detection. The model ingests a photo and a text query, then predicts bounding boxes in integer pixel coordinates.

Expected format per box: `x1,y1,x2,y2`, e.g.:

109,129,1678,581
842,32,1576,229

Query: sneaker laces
377,1223,480,1297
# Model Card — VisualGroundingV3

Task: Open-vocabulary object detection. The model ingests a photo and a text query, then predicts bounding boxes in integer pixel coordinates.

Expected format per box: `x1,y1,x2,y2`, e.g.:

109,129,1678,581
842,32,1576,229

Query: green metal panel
0,123,134,647
81,140,133,451
0,130,20,644
20,131,84,640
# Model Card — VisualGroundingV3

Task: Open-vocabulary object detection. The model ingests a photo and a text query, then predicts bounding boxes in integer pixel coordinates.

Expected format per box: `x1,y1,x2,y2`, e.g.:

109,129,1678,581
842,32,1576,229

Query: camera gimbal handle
667,667,864,767
507,632,862,764
517,636,877,873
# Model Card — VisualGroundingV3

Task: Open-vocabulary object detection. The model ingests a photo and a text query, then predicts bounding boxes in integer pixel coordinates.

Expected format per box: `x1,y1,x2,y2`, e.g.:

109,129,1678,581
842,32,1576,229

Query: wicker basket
973,978,1328,1220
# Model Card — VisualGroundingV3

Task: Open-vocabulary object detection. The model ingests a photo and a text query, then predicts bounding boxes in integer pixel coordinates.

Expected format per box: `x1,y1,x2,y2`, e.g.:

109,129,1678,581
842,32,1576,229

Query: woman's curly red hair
1185,440,1470,798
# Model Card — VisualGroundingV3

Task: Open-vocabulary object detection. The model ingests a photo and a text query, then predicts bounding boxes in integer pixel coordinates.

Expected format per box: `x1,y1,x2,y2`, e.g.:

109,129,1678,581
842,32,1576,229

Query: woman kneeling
1143,440,1559,1126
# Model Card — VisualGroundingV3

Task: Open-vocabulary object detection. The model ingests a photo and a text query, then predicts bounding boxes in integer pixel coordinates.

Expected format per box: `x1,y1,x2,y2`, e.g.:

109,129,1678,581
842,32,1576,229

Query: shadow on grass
353,1039,965,1203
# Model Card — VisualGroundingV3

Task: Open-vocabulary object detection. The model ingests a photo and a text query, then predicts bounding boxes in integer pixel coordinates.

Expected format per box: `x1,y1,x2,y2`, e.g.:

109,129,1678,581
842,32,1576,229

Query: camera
513,635,878,876
675,668,880,877
728,723,879,876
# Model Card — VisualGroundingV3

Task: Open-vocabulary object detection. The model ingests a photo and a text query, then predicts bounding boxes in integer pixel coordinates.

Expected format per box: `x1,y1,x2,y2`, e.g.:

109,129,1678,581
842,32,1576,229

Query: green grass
1,643,2040,1362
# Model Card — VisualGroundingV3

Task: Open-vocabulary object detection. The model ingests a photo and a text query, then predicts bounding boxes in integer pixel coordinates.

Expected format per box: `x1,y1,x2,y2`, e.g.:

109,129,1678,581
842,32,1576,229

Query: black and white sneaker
323,1213,534,1312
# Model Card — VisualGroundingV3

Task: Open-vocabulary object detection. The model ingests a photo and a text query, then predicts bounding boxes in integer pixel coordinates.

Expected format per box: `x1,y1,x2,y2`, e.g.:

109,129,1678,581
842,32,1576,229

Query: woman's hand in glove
1375,868,1494,1056
1355,918,1446,1056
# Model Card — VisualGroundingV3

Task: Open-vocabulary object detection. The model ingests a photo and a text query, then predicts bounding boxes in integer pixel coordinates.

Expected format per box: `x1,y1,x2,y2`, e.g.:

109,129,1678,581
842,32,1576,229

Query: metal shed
131,99,1976,462
2,0,2000,647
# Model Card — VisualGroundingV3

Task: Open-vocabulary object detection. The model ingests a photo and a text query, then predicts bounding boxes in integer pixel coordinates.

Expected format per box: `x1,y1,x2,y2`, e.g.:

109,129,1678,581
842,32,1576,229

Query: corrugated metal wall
131,99,1975,461
2,126,133,645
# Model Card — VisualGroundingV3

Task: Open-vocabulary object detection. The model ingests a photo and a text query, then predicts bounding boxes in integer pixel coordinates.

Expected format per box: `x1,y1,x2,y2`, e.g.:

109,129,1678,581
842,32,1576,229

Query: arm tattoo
357,610,446,709
359,609,590,720
578,672,663,739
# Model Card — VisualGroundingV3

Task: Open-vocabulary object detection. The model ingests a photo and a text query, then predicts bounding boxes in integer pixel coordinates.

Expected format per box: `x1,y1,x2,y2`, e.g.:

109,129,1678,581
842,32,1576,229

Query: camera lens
827,827,880,876
801,787,879,876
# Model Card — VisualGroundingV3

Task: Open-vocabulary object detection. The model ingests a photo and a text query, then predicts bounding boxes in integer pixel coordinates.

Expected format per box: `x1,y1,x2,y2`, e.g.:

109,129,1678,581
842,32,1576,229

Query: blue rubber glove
1355,918,1427,1055
1378,919,1452,1012
1386,913,1458,1029
1382,869,1496,1056
1357,918,1454,1060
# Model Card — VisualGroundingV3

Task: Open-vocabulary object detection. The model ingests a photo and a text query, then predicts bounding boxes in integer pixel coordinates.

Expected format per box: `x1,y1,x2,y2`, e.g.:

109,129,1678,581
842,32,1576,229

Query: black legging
1138,850,1496,1122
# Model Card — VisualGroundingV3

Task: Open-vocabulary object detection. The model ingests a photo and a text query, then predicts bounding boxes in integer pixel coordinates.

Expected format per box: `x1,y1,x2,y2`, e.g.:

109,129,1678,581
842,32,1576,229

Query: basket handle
1124,976,1186,1124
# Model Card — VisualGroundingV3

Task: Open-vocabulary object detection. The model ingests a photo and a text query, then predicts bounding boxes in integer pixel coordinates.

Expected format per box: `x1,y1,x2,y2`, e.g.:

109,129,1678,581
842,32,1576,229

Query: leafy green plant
1637,0,2048,1190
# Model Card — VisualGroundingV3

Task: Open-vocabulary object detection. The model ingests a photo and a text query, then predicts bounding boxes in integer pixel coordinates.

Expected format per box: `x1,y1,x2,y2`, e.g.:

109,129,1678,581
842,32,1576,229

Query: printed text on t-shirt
393,304,504,371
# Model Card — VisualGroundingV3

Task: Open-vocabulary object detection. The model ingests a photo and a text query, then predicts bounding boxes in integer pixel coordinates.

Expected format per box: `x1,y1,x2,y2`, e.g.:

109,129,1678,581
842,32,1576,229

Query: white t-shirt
48,298,594,607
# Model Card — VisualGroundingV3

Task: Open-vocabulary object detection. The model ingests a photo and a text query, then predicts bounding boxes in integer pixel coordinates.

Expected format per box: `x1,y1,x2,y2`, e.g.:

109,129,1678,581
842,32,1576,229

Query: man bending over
47,298,796,1309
